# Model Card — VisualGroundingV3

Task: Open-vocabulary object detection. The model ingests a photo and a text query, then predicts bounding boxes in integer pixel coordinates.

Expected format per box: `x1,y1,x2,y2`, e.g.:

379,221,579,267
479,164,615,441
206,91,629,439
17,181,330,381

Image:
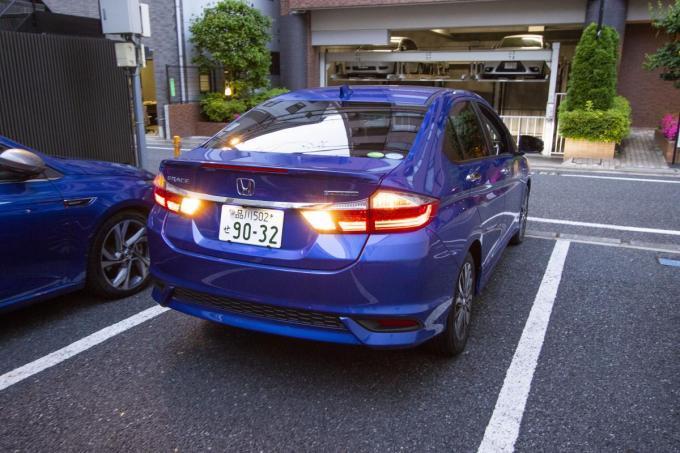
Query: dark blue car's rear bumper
149,211,461,348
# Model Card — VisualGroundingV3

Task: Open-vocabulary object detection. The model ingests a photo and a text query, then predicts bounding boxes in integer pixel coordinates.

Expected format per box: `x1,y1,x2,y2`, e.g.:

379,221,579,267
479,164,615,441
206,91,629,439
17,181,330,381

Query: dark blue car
0,136,154,310
149,86,539,356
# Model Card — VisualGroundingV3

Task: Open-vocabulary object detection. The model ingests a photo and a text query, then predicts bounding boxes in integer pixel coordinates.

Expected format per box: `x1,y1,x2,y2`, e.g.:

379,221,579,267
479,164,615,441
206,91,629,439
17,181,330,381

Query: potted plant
559,24,631,159
654,113,679,164
644,1,680,164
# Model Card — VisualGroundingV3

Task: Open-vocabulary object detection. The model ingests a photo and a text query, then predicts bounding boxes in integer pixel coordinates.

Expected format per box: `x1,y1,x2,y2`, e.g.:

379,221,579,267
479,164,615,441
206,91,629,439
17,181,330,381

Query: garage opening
319,26,582,156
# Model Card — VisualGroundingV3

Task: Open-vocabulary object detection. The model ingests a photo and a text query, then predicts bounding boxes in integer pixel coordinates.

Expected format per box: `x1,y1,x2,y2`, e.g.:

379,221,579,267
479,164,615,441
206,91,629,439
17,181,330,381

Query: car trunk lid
159,149,401,271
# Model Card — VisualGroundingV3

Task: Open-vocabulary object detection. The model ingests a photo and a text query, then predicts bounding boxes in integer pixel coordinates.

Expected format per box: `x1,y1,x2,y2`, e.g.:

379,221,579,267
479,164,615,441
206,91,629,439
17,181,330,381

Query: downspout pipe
279,11,308,90
174,0,186,102
586,0,628,43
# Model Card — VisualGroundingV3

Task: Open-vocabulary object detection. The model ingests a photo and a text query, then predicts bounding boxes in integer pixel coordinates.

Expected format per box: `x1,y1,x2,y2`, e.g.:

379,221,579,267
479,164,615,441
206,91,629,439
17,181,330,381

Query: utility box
100,0,142,35
114,42,137,67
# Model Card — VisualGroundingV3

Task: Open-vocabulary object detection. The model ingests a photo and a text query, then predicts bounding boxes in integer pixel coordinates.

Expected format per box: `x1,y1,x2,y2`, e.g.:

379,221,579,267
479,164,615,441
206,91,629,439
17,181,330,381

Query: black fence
166,65,225,104
0,31,135,164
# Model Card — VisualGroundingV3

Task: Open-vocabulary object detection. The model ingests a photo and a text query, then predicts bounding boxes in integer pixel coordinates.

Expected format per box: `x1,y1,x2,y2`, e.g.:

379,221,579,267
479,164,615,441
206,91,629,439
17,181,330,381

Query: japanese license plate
503,62,518,70
218,205,284,248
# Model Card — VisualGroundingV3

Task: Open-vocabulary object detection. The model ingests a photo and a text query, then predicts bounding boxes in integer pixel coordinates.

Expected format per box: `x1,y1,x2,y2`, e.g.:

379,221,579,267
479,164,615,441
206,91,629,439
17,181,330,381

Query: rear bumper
148,211,460,348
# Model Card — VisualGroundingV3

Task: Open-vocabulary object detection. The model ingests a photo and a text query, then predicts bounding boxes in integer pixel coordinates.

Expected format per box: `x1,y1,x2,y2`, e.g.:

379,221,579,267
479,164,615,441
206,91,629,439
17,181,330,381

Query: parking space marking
477,239,570,453
0,305,168,392
560,174,680,184
528,217,680,236
525,231,680,253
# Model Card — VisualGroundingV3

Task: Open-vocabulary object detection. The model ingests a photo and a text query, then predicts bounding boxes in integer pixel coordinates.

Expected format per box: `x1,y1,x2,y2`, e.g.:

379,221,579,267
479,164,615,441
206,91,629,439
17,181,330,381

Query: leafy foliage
644,0,680,89
248,88,291,108
200,88,289,123
200,93,247,123
190,0,272,97
559,96,631,143
560,24,631,143
564,23,619,111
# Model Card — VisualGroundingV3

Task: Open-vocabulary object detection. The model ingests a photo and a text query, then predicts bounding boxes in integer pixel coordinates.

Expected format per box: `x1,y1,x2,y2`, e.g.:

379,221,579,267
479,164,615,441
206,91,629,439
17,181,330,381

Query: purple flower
661,114,679,140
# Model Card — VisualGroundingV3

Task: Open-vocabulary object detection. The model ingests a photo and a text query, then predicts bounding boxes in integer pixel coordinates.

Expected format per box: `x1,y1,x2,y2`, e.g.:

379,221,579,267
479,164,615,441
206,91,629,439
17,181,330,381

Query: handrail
0,0,19,19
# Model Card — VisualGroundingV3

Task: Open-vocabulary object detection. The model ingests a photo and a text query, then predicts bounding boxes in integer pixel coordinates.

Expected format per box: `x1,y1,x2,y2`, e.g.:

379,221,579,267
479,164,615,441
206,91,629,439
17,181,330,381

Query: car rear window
499,36,542,48
204,100,427,160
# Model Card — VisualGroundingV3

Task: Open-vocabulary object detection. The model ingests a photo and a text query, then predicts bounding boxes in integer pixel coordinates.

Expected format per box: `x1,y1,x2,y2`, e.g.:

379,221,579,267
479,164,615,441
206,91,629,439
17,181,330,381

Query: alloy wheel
100,219,149,291
453,261,474,340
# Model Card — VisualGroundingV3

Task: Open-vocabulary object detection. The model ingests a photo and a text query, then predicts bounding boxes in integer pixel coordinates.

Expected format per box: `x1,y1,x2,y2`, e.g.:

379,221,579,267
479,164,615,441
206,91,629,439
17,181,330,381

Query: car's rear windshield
499,36,542,48
204,100,427,160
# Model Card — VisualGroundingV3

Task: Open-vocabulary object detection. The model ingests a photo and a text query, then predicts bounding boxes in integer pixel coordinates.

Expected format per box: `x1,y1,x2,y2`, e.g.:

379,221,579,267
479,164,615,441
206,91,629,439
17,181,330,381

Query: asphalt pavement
1,169,678,452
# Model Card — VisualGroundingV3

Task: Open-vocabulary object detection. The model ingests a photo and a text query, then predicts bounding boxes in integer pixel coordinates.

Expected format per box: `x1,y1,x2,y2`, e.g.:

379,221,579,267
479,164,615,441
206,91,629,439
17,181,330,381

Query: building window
199,73,211,93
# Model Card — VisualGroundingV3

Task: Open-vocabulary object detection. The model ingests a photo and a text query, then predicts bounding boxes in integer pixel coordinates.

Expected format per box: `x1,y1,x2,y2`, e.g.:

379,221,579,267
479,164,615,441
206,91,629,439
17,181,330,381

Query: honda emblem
236,178,255,196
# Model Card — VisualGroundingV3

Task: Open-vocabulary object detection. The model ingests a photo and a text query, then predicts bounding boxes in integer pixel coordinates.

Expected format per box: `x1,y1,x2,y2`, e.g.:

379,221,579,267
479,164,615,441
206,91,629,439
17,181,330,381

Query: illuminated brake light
153,172,202,216
300,190,437,234
301,211,336,232
179,197,201,215
371,191,436,232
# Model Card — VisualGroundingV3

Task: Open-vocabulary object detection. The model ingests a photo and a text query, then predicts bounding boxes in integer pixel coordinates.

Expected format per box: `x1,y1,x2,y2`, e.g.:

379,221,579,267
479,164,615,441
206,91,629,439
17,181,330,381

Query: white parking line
528,217,680,237
561,174,680,184
0,305,169,392
478,239,570,453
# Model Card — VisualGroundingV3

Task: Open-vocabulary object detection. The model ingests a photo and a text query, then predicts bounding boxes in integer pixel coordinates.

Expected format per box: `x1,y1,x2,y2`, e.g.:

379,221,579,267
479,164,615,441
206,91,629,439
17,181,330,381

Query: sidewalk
139,132,679,177
142,135,209,172
529,128,680,176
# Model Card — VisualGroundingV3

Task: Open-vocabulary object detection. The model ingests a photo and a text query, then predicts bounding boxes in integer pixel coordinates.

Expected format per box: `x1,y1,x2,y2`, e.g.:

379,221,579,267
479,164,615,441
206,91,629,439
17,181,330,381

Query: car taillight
153,173,202,216
301,190,437,234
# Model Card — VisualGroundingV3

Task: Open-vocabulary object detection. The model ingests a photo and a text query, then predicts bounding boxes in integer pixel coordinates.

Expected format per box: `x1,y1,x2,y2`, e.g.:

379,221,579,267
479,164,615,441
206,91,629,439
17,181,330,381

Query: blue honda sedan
0,136,154,311
149,86,540,356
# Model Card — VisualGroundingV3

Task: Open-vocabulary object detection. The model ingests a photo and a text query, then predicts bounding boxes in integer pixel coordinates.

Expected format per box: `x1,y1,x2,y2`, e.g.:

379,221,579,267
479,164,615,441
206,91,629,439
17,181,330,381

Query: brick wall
618,23,680,127
167,103,226,138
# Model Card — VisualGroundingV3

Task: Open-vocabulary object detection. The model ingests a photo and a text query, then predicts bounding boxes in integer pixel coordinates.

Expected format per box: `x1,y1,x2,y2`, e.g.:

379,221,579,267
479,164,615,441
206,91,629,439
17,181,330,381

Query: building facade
278,0,680,128
41,0,181,136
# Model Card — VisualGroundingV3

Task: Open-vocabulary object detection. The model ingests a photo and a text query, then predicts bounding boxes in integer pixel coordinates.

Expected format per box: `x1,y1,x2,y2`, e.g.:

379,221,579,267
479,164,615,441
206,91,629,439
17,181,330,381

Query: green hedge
200,88,289,122
559,96,632,143
563,23,619,111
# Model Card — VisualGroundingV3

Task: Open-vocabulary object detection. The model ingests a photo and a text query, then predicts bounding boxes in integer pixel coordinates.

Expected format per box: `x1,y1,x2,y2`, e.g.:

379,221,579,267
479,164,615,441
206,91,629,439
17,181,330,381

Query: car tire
432,252,476,357
510,187,529,245
87,210,151,299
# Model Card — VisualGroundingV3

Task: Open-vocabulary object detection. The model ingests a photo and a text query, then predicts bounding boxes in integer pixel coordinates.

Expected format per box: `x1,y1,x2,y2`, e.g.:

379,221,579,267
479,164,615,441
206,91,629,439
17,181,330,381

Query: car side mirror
517,135,544,154
0,148,46,177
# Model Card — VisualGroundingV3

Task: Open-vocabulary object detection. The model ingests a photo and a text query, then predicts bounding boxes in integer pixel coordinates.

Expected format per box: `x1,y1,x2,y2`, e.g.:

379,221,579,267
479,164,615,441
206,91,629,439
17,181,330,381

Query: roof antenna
339,84,353,100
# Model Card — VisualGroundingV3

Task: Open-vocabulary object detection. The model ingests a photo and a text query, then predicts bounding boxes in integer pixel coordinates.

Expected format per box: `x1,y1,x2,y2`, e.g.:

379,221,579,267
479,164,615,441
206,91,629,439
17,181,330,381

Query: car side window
477,105,511,155
442,101,490,162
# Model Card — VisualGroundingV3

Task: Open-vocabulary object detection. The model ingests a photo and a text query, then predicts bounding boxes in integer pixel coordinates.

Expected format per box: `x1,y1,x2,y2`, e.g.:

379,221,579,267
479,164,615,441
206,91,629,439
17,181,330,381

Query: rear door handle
466,172,482,183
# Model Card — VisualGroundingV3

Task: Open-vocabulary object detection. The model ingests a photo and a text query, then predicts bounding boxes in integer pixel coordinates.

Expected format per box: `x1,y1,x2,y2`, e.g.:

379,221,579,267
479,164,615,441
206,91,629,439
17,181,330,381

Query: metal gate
0,31,135,164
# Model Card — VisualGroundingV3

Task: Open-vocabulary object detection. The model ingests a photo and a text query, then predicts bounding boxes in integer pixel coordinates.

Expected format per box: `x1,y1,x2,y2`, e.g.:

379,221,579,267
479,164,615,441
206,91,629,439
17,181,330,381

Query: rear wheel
510,187,529,245
432,253,476,357
87,210,150,299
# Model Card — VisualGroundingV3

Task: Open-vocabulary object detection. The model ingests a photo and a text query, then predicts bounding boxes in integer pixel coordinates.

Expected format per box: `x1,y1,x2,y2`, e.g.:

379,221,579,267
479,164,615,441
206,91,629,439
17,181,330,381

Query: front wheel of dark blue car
87,210,151,299
432,252,476,357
